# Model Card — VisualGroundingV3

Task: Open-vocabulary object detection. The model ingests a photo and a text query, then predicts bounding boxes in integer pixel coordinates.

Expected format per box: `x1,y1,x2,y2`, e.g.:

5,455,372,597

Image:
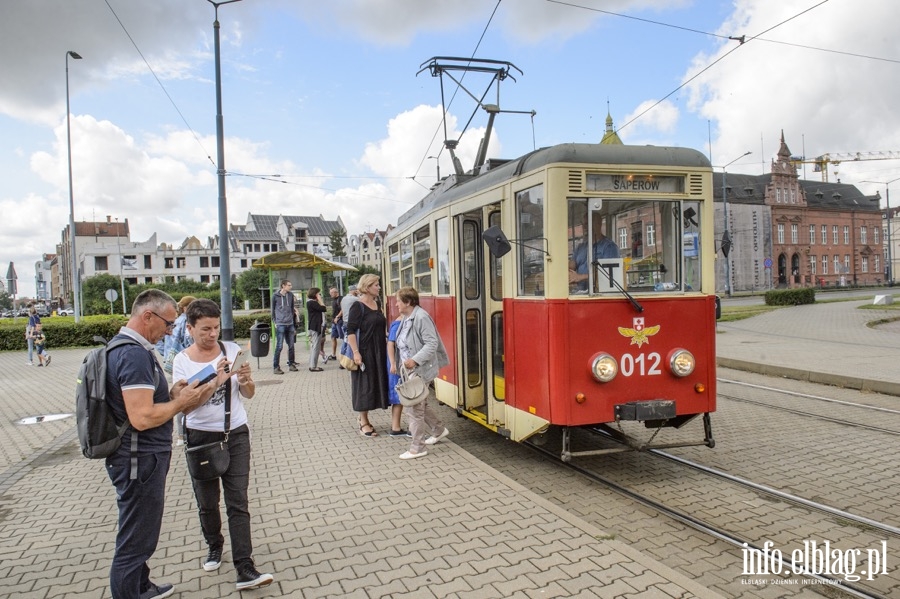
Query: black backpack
75,336,156,459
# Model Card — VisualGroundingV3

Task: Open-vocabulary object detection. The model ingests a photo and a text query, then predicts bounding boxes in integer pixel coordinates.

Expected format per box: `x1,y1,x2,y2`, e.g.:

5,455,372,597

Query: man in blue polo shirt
105,289,208,599
569,211,620,290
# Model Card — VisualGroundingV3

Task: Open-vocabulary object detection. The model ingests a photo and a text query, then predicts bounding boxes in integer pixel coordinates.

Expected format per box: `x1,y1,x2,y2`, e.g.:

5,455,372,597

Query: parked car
57,308,74,316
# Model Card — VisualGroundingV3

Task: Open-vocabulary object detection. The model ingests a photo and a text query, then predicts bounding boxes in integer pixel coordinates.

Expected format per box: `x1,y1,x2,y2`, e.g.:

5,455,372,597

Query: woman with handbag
393,287,450,460
172,299,274,591
345,274,390,437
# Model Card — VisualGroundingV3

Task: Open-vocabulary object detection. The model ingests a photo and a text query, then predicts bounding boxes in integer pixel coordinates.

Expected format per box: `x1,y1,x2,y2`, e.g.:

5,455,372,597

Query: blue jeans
185,425,253,567
106,451,172,599
272,324,295,368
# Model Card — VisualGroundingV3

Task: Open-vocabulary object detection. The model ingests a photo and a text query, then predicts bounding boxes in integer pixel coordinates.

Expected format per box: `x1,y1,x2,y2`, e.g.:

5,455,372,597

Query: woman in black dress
345,274,389,436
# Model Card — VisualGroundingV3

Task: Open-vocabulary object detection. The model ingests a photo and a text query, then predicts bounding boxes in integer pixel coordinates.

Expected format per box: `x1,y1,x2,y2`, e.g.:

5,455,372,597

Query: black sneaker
140,582,174,599
274,367,284,375
389,429,412,437
236,563,274,591
203,546,222,572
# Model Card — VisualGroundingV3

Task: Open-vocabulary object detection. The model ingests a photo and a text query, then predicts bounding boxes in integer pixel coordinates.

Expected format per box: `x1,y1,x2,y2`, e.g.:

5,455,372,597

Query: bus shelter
253,250,356,302
252,251,357,347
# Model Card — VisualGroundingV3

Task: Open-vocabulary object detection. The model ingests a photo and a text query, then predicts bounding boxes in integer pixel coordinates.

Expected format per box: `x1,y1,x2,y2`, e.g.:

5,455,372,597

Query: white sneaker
424,427,449,445
399,450,427,460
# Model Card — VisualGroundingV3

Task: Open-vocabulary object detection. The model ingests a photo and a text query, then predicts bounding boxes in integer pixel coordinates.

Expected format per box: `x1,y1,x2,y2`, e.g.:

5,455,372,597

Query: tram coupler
703,412,715,448
614,399,676,421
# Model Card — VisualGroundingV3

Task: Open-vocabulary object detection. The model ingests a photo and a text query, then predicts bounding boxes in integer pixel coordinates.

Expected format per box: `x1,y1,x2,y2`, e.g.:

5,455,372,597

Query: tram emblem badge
618,317,660,348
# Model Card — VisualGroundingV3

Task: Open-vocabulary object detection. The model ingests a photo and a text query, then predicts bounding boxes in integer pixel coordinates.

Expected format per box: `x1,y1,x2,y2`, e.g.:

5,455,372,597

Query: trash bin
249,321,271,358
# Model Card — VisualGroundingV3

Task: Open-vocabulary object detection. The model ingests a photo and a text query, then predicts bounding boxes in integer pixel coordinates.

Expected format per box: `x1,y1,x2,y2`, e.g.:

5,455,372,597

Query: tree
0,288,12,310
82,273,131,315
235,267,270,310
328,227,347,258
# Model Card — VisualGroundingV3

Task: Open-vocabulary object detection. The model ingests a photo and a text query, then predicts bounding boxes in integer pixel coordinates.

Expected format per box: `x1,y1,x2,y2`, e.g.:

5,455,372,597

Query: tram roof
396,143,711,228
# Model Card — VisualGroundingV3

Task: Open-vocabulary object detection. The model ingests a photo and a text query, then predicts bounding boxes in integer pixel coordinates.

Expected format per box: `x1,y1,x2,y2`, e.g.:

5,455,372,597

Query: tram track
525,435,891,599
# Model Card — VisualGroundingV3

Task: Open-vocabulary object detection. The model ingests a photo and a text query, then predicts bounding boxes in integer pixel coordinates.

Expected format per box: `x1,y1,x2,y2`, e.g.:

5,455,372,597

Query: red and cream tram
383,143,717,458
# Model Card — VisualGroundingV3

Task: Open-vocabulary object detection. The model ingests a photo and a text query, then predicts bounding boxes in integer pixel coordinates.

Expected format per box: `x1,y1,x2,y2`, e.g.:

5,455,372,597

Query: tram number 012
620,353,662,377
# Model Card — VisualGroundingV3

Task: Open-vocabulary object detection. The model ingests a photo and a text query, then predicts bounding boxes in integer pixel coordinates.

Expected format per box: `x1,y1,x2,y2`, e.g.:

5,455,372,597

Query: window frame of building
95,256,109,271
822,255,828,275
843,225,849,245
821,225,827,245
809,224,815,245
791,224,798,244
810,255,816,275
862,256,869,273
777,223,785,244
860,226,867,245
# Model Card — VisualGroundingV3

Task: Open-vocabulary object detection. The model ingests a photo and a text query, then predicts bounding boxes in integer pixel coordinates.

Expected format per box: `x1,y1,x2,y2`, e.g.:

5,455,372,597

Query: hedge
764,288,816,306
0,312,278,352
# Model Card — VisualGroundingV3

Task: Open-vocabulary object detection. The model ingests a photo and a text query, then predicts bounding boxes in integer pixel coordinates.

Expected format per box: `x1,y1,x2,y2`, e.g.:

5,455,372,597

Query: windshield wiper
592,261,643,313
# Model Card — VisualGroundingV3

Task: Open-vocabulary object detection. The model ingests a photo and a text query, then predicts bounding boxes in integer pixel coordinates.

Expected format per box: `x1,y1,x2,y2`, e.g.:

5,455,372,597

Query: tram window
488,211,502,301
413,226,431,293
400,236,413,287
462,221,479,300
389,242,400,291
436,217,450,294
568,198,686,294
516,185,545,296
465,309,483,388
683,202,702,291
490,312,505,400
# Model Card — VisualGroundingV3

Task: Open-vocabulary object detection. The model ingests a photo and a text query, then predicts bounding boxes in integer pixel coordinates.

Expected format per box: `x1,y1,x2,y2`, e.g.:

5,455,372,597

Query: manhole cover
17,414,74,425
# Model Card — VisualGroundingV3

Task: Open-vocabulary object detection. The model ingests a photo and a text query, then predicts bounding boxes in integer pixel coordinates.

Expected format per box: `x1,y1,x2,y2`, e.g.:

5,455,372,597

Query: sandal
359,424,378,437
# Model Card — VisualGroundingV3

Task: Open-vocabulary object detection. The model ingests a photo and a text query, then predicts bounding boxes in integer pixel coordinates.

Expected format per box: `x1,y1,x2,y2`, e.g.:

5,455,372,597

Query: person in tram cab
569,210,620,291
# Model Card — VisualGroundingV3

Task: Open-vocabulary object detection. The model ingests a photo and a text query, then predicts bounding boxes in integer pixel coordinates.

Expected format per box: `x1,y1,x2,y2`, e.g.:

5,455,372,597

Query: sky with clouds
2,0,899,298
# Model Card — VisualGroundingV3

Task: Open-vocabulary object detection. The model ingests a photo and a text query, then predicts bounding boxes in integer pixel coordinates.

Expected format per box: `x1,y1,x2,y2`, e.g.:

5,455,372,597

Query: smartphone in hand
187,364,217,385
229,349,249,373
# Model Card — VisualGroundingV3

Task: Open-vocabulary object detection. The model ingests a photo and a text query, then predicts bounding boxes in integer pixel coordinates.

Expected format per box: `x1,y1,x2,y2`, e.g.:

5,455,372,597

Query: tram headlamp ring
590,353,618,383
668,349,696,377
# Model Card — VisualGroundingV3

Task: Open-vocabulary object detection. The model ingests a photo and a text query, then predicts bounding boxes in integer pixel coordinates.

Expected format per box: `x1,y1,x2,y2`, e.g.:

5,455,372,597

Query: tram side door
456,207,506,425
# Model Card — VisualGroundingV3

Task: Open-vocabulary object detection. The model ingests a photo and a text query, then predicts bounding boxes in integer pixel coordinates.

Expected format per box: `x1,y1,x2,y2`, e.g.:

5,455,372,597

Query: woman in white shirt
172,298,273,591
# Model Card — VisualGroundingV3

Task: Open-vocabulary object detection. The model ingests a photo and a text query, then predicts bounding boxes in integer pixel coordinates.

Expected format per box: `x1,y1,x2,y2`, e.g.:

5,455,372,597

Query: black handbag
185,343,231,481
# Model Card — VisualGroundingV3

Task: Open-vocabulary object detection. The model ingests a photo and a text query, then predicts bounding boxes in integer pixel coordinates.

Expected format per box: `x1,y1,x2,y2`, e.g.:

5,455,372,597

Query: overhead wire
616,0,833,133
411,0,503,184
102,0,215,169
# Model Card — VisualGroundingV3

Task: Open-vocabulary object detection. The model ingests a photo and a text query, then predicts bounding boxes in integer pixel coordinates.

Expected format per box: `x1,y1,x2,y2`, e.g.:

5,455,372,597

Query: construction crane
790,151,900,182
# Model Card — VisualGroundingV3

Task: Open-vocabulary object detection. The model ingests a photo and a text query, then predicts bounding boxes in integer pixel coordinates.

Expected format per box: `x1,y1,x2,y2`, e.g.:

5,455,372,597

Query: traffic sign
764,258,773,269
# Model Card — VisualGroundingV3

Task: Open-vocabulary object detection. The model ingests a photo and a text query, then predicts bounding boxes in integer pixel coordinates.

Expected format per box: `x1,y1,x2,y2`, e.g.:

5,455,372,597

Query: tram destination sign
586,174,684,193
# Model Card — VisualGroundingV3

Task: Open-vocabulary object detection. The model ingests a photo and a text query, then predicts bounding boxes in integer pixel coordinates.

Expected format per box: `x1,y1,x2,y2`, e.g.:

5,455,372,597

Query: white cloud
686,0,900,179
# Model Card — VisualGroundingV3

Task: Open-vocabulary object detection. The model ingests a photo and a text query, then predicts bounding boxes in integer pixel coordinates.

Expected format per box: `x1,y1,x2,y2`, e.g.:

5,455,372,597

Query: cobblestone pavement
1,299,896,598
0,347,721,598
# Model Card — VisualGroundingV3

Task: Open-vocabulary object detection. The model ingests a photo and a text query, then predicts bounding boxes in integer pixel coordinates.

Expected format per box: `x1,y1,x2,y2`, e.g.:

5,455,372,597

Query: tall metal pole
116,217,127,314
722,168,731,297
209,0,242,340
66,50,82,322
863,178,900,287
887,187,893,287
720,151,751,297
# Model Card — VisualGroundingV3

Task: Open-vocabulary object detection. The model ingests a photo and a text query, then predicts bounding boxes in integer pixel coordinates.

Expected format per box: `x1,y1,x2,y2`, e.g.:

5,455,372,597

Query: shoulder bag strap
217,341,232,440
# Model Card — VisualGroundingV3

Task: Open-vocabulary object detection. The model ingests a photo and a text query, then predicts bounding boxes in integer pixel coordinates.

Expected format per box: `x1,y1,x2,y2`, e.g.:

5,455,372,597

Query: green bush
764,288,815,306
0,311,276,352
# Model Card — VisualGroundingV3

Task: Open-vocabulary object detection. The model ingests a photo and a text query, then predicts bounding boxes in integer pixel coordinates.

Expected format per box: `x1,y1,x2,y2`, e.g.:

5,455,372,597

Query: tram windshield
567,198,701,295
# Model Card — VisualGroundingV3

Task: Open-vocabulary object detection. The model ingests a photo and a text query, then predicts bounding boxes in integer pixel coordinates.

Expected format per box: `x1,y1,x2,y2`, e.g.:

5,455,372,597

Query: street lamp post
66,50,82,322
863,177,900,286
720,151,752,297
208,0,242,340
115,217,127,314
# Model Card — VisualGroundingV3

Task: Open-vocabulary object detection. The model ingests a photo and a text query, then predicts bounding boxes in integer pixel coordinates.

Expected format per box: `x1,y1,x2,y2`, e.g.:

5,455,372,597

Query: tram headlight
590,353,618,383
668,349,695,377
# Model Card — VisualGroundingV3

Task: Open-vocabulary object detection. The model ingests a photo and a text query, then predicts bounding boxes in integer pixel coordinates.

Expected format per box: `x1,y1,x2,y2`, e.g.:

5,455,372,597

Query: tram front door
456,207,506,428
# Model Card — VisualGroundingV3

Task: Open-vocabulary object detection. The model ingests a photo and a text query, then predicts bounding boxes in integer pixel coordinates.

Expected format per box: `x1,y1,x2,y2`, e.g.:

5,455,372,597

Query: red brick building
715,133,883,291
